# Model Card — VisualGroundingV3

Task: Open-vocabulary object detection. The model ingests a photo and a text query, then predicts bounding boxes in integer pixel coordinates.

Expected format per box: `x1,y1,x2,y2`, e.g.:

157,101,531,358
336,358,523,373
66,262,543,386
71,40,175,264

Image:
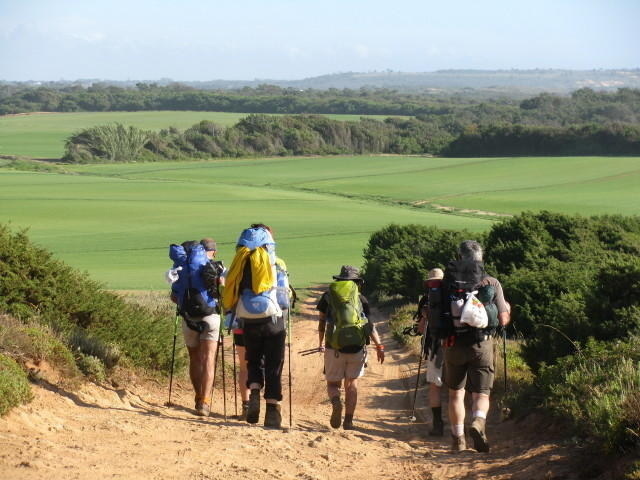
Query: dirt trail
1,290,577,480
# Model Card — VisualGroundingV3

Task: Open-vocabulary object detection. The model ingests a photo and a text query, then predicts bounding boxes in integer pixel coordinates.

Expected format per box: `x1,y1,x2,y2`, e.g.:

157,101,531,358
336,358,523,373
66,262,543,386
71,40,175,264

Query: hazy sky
1,0,639,81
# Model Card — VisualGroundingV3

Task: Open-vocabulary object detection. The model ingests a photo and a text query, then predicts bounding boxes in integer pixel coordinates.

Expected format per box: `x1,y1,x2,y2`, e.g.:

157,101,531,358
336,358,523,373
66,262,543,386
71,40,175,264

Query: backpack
230,227,282,321
275,258,297,310
169,242,218,330
438,259,498,339
326,281,368,351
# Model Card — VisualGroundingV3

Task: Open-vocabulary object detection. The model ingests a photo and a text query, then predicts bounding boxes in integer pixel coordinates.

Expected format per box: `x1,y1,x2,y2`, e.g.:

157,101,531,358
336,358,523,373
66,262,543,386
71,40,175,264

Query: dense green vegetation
0,352,33,416
0,225,181,374
362,213,640,452
0,111,394,158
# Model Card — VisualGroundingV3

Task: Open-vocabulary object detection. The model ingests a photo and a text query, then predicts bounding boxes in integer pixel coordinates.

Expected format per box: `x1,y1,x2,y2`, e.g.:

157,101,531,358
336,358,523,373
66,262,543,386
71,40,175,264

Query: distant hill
10,69,640,95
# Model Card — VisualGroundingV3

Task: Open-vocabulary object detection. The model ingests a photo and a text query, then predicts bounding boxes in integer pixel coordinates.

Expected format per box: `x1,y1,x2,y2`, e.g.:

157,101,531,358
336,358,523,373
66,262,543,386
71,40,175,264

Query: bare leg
344,378,358,415
327,380,341,401
199,339,218,403
236,345,250,402
187,345,202,401
429,383,442,408
448,388,466,431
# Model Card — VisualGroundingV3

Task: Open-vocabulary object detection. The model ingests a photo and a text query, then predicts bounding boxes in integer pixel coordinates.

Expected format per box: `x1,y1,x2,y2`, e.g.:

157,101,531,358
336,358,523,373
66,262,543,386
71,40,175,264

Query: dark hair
251,223,273,234
200,237,217,251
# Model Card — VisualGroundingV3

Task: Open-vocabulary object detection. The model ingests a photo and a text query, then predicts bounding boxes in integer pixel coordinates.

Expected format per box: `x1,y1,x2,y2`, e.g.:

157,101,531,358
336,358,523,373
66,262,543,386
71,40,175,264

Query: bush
0,353,32,416
0,224,179,373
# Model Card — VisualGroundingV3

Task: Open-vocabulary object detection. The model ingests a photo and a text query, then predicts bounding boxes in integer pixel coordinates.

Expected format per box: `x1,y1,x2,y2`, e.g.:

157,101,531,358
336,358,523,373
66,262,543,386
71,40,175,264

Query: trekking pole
167,309,180,407
502,327,508,393
287,308,293,428
232,337,238,417
409,333,426,422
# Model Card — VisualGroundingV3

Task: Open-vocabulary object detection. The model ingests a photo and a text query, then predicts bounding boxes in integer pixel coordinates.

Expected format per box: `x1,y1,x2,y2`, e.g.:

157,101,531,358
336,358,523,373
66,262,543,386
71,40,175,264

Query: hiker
169,238,225,417
316,265,385,430
222,224,286,428
416,267,446,436
441,240,510,453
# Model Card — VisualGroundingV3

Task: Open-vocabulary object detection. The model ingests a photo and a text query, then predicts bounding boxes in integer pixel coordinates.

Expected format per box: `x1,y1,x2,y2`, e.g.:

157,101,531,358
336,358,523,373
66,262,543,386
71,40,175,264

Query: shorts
324,348,367,382
425,344,444,387
182,313,220,348
444,337,494,395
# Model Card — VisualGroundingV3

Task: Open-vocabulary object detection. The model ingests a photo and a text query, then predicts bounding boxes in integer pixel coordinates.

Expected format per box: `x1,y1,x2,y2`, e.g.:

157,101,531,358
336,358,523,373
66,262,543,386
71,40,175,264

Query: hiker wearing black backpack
440,240,510,453
316,265,384,430
168,238,225,417
415,267,446,437
222,224,286,429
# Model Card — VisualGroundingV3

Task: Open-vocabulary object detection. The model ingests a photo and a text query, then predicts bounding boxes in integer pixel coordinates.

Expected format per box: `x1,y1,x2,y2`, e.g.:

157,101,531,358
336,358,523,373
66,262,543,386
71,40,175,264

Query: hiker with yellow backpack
222,224,286,429
316,265,384,430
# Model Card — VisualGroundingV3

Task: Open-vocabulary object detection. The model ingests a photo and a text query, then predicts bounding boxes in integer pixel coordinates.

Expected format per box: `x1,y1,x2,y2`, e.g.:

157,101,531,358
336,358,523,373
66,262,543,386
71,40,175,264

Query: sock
431,406,442,421
451,424,464,437
473,410,487,419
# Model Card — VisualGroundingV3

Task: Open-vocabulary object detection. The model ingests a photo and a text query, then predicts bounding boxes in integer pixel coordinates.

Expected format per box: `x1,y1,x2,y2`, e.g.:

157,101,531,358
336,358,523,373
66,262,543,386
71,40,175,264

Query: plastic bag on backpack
460,292,488,329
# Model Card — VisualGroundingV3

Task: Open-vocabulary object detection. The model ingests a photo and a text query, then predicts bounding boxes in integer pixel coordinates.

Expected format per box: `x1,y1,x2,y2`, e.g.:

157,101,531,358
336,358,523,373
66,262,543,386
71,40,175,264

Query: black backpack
437,259,499,339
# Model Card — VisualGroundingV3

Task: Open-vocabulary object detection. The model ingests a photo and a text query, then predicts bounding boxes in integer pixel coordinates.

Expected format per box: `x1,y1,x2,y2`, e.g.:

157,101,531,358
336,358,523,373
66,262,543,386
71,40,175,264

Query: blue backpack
170,242,218,328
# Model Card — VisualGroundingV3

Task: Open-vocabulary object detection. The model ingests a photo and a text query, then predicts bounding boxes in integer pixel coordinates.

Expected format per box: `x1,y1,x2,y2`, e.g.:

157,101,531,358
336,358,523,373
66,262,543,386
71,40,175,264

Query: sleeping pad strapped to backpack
436,259,499,342
326,280,368,352
170,242,219,332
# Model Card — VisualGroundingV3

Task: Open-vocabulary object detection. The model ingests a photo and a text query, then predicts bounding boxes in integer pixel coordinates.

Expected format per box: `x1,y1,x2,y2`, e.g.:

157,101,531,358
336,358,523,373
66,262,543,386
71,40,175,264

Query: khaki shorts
182,313,221,348
324,348,367,382
425,345,444,387
444,337,494,395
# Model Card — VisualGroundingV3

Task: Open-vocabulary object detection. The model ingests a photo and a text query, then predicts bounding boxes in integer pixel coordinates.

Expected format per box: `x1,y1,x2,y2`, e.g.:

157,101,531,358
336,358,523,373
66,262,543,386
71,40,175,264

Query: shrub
0,353,32,416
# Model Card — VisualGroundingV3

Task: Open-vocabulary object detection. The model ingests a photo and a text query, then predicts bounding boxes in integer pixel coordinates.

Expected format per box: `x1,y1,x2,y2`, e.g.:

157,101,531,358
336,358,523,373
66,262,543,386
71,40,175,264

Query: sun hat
332,265,361,281
427,268,444,281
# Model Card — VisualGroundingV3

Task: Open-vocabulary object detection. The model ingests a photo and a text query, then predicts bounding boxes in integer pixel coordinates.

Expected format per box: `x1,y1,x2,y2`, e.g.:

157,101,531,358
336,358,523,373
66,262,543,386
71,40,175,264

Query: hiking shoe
469,417,490,453
429,418,444,437
195,401,210,417
239,401,249,421
264,403,282,429
330,396,342,429
246,389,261,424
342,418,355,430
451,434,466,452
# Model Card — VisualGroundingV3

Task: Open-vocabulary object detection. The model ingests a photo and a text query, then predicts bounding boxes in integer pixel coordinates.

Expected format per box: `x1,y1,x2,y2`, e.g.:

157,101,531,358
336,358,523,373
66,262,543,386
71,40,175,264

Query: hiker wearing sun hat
415,267,446,436
316,265,384,430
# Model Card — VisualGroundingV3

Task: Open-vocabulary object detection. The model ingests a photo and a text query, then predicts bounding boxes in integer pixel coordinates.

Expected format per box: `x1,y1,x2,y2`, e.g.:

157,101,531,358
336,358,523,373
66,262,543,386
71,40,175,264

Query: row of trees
2,83,640,126
62,114,640,163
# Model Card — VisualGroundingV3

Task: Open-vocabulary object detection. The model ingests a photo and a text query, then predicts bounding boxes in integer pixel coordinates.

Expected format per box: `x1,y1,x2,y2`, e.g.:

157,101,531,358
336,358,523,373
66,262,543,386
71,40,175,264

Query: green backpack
327,281,368,351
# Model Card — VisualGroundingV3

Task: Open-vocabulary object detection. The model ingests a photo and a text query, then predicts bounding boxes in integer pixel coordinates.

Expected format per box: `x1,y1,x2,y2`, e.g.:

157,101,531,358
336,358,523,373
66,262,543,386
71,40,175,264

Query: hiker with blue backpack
316,265,384,430
438,240,511,453
168,238,225,417
222,224,287,429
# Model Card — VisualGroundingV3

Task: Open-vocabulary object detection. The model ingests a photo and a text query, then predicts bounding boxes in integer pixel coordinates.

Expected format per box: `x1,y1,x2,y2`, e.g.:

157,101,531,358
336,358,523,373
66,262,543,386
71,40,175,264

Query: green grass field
0,111,399,159
1,155,638,290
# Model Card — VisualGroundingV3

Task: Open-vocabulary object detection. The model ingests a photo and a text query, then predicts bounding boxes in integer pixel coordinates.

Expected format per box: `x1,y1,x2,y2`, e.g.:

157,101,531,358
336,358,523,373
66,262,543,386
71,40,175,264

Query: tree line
2,83,640,126
63,114,640,163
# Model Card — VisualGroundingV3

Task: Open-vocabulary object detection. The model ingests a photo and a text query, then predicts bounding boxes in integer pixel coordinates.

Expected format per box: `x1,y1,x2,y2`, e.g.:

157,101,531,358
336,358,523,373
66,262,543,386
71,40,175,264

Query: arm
369,323,385,364
318,311,326,352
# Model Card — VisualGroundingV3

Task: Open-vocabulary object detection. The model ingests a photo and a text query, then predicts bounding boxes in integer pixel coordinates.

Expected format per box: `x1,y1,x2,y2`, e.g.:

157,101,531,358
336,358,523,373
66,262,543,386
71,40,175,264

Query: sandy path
0,290,577,480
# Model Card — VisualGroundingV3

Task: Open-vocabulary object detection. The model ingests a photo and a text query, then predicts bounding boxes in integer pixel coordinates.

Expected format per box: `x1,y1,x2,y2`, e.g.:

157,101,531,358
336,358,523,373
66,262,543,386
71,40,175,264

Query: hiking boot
451,434,466,452
429,417,444,437
239,401,249,421
195,401,210,417
246,389,261,424
469,417,490,453
330,396,342,429
264,403,282,429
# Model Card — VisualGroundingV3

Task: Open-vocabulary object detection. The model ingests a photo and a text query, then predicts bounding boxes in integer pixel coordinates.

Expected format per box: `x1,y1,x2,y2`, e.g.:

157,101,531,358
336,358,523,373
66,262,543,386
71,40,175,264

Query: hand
376,346,385,364
319,345,325,353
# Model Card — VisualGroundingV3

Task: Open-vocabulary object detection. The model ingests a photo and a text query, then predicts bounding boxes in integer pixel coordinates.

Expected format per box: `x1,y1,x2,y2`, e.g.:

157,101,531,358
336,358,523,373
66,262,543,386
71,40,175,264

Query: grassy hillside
1,155,637,290
0,112,399,159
